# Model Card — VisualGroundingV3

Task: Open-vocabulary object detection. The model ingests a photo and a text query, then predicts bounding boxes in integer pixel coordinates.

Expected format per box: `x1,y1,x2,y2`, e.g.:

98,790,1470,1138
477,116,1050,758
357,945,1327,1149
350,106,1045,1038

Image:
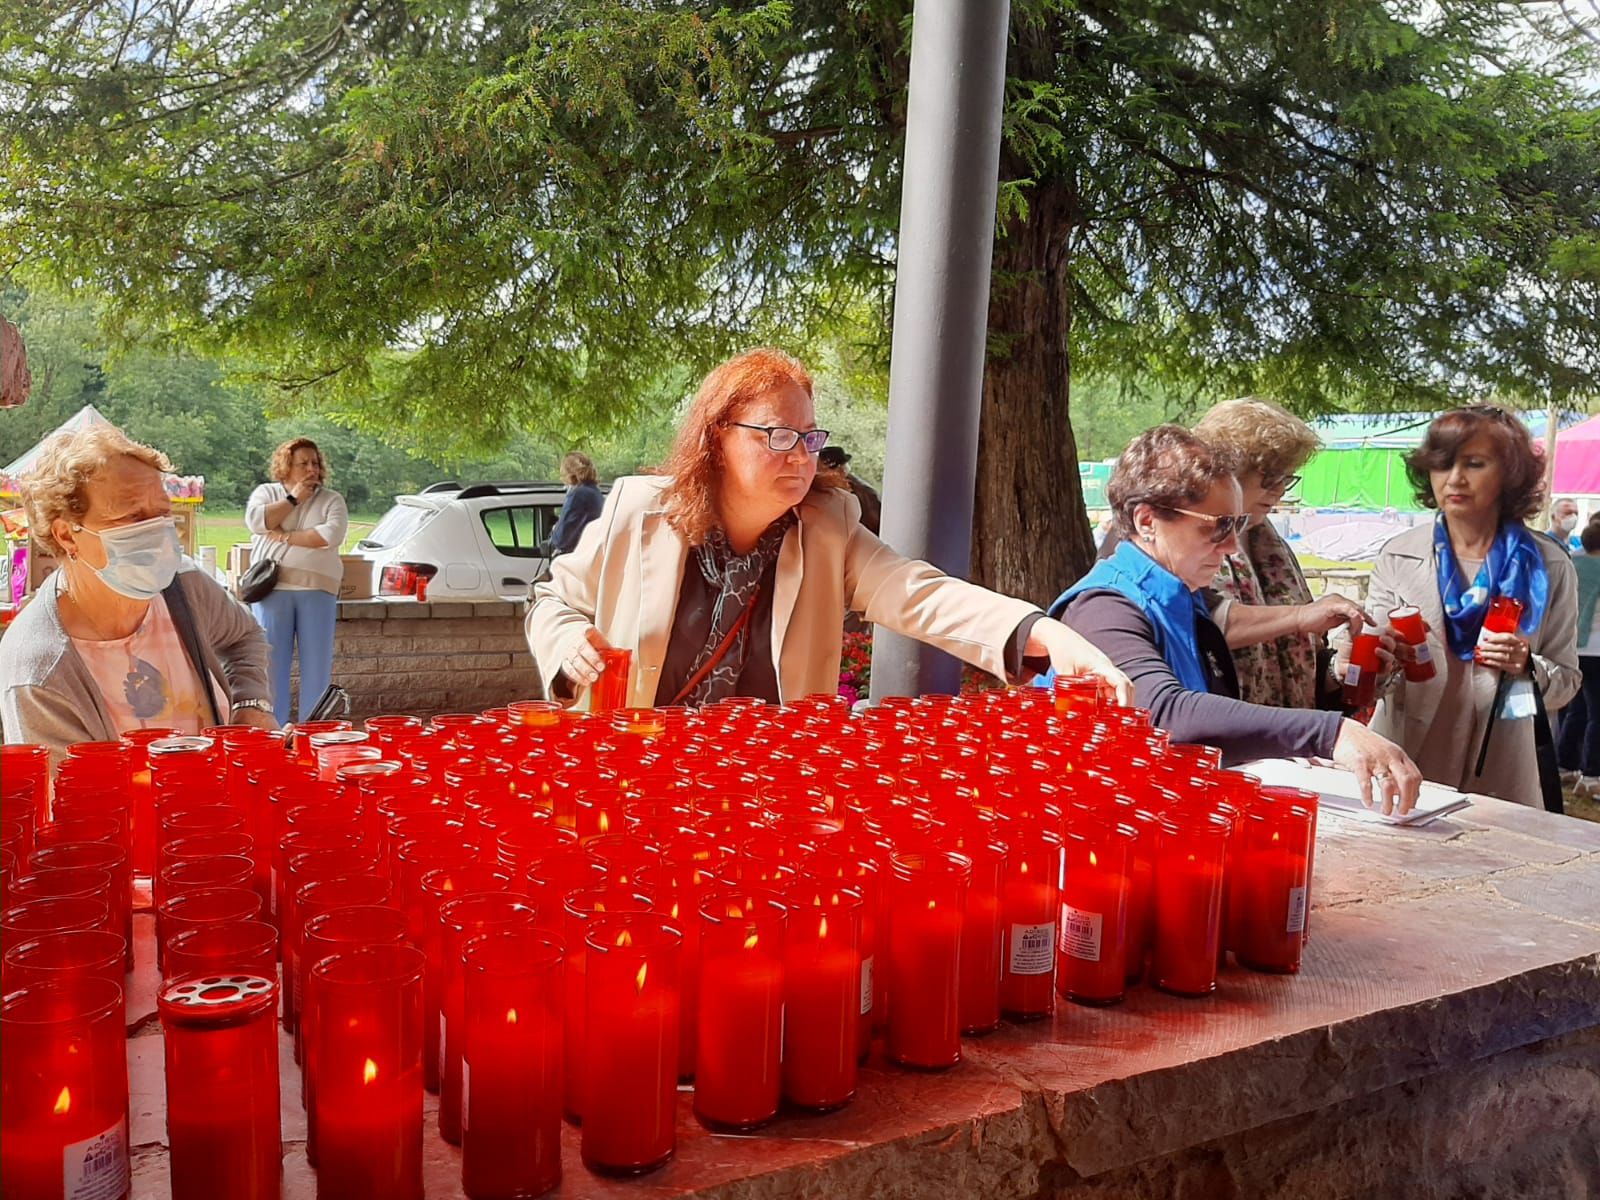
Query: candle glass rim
311,940,426,988
697,887,789,926
29,841,127,872
165,918,279,964
303,903,409,947
9,867,113,901
3,928,127,973
158,886,262,924
888,847,974,882
584,911,683,957
461,927,565,975
438,891,539,933
1,896,112,932
1,975,123,1025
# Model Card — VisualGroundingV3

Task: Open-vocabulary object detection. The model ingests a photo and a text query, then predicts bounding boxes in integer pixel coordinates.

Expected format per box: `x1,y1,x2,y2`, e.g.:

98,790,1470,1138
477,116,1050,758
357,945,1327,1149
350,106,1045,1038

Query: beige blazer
1352,522,1580,806
525,475,1040,706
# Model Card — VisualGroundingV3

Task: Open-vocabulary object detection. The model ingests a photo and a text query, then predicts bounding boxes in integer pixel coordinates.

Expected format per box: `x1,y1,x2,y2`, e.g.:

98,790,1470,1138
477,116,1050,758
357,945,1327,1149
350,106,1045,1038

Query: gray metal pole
870,0,1012,701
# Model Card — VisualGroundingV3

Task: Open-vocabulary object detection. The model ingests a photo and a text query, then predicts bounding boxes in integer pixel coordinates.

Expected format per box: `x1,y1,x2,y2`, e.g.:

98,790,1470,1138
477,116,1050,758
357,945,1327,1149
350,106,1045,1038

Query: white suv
353,482,576,602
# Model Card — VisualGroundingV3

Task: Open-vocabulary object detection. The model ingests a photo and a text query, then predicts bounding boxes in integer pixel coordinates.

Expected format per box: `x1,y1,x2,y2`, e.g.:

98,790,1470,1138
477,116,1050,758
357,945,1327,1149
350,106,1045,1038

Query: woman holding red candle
526,348,1133,710
1352,407,1580,807
1049,427,1422,814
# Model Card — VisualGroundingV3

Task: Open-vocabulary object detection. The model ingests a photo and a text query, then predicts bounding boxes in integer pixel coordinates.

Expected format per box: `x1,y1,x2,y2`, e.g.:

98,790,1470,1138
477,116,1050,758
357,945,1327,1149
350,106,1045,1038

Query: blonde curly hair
1193,397,1320,481
23,425,172,555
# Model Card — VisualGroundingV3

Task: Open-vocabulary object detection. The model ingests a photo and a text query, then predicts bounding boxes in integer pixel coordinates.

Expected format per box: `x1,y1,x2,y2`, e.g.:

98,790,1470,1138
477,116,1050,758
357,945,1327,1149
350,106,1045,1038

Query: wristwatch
231,698,274,716
285,492,299,506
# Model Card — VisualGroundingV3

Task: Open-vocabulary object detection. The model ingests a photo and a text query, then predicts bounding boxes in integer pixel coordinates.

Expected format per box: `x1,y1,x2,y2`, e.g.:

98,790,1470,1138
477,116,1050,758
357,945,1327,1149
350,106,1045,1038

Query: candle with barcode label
1233,804,1315,974
460,930,563,1200
694,891,787,1130
999,827,1062,1020
1057,822,1135,1005
1,977,129,1200
781,884,862,1112
1341,633,1383,711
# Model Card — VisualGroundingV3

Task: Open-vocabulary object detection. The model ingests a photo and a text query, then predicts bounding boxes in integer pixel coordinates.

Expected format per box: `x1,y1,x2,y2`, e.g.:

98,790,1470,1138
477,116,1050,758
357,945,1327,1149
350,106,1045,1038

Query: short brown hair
560,451,597,486
23,426,173,555
1108,425,1240,537
1193,397,1319,481
1581,514,1600,555
1404,406,1544,524
269,437,327,485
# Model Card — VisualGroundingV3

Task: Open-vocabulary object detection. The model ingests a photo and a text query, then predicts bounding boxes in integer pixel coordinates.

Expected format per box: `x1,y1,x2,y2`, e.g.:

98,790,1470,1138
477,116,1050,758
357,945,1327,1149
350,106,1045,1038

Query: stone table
127,793,1600,1199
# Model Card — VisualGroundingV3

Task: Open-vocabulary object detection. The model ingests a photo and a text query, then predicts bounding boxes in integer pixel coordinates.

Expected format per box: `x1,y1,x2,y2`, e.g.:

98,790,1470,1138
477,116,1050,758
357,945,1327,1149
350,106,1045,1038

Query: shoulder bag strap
667,585,763,707
163,576,226,727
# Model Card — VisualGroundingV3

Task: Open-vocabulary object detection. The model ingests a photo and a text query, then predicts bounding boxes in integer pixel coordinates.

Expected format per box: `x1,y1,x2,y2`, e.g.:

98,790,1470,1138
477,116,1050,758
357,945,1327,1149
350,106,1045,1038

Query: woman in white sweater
245,438,349,722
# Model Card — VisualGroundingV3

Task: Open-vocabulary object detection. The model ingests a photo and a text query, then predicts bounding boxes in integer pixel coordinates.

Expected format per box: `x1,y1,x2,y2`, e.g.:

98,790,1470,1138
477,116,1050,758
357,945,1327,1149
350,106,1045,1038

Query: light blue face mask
73,515,183,601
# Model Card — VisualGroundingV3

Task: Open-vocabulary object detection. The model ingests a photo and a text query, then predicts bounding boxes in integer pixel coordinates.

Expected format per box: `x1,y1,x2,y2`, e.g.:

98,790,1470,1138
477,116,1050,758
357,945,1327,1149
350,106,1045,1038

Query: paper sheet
1231,758,1473,827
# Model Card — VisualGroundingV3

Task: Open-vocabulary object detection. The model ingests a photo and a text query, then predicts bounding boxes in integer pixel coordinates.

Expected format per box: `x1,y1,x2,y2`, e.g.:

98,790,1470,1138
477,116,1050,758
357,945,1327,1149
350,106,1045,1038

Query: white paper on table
1230,758,1473,827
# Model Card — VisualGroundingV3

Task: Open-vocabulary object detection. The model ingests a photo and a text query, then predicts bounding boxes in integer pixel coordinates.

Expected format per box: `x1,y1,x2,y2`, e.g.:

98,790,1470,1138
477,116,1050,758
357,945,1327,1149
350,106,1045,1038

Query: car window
360,502,436,549
480,505,557,558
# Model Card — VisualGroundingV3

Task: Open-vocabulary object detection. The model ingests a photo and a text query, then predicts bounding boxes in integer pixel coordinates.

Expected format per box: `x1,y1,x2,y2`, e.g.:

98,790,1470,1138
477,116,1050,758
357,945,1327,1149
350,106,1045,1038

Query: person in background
1557,514,1600,796
1,426,275,761
1546,497,1581,553
540,451,605,557
527,347,1132,708
246,438,349,724
1352,406,1580,807
817,445,882,535
1049,426,1421,813
1193,397,1365,710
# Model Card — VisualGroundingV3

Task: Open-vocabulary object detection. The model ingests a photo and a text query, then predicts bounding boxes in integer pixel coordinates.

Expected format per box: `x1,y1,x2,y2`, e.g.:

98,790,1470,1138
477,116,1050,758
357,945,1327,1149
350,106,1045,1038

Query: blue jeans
252,588,338,724
1557,657,1600,777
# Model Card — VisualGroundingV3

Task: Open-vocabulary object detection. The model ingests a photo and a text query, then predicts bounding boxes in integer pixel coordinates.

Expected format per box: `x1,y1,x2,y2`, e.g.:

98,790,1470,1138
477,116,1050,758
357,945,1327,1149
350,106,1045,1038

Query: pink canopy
1550,413,1600,495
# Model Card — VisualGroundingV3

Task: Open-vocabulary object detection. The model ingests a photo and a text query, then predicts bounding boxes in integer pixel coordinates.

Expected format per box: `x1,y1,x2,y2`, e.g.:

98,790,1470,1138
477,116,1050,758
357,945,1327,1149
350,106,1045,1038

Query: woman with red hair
526,348,1132,707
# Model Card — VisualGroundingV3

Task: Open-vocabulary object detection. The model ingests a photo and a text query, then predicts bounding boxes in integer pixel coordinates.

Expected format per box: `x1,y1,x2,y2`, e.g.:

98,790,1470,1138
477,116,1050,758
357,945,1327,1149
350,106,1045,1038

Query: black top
1056,589,1343,765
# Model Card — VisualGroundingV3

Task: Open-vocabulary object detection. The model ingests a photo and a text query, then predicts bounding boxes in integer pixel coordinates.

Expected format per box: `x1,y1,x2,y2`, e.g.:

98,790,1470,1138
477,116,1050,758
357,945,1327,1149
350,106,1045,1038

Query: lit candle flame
670,902,681,920
1089,850,1098,868
818,915,829,938
635,963,648,992
616,929,634,948
598,813,610,834
926,899,937,911
1020,860,1029,875
53,1086,71,1115
506,1008,518,1025
363,1059,379,1085
743,933,759,950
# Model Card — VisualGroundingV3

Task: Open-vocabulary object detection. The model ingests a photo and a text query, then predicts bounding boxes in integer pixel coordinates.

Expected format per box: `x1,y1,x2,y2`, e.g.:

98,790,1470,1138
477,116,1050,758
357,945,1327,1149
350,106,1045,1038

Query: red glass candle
1152,811,1230,996
437,892,539,1146
120,726,179,876
804,851,881,1053
35,816,126,854
8,866,113,913
574,786,629,844
1232,803,1315,973
580,913,681,1176
560,888,655,1122
1476,594,1525,662
288,873,394,1050
459,929,565,1200
998,826,1062,1020
309,943,425,1200
1341,633,1383,710
591,647,633,712
1057,822,1135,1005
1387,605,1436,683
159,886,261,957
159,975,280,1200
885,849,970,1069
0,745,50,821
30,841,131,970
1,898,110,956
694,890,786,1130
1,978,129,1200
3,929,126,992
781,883,862,1112
165,920,279,983
934,821,1006,1036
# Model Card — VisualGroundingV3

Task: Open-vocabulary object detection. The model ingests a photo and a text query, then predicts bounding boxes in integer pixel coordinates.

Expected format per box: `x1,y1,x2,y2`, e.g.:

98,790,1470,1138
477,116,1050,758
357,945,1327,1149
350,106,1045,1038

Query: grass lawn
194,507,384,556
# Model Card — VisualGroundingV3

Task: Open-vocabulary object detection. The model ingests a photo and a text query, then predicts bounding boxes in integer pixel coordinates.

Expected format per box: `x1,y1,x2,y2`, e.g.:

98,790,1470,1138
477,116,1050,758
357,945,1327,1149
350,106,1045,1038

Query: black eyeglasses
729,423,831,454
1167,507,1250,544
1260,472,1302,493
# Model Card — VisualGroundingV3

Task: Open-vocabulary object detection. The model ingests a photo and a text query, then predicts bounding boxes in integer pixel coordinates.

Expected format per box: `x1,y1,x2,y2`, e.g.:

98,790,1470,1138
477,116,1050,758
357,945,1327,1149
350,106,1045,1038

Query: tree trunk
971,175,1094,605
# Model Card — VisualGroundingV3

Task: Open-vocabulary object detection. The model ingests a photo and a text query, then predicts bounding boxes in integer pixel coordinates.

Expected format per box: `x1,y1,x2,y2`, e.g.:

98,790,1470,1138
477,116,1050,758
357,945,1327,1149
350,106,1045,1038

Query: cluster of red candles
0,676,1319,1199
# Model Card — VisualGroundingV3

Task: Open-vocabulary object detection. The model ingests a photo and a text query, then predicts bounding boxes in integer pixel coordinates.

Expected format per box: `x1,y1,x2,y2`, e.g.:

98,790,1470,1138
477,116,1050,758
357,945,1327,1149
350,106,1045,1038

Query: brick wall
318,598,545,719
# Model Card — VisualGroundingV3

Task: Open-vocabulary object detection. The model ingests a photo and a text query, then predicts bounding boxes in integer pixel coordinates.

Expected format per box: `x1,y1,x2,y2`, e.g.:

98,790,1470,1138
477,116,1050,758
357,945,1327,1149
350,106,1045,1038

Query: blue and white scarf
1433,516,1549,661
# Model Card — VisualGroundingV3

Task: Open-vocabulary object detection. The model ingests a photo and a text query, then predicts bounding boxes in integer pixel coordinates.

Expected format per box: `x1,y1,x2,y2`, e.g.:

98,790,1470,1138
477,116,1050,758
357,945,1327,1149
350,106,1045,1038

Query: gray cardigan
0,565,272,763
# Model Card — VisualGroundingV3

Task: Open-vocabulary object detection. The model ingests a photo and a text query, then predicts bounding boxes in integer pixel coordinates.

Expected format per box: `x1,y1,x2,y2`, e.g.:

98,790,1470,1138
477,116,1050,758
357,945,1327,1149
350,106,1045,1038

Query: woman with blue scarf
1051,427,1422,815
1355,407,1579,808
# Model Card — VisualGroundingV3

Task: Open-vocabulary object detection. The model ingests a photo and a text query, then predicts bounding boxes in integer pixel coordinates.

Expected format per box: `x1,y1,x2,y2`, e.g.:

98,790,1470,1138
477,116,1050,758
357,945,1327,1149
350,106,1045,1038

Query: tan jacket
525,476,1040,706
1356,522,1580,806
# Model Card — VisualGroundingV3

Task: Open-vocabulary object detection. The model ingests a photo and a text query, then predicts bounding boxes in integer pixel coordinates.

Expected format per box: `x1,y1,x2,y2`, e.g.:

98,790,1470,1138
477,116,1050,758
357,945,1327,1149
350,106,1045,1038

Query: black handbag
235,488,300,604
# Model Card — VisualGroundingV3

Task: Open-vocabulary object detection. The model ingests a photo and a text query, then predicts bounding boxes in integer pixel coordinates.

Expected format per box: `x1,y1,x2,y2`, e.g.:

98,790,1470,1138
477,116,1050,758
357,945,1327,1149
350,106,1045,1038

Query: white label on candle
1286,886,1308,935
63,1115,128,1200
438,1011,447,1082
1413,643,1432,664
461,1056,470,1131
1060,905,1103,963
859,955,874,1016
1008,922,1056,975
1343,664,1361,687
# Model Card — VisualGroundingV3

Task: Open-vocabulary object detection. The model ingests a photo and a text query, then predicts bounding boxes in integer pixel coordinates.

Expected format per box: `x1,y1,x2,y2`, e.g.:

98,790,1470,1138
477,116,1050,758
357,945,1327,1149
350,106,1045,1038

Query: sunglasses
1166,507,1250,544
1260,472,1302,493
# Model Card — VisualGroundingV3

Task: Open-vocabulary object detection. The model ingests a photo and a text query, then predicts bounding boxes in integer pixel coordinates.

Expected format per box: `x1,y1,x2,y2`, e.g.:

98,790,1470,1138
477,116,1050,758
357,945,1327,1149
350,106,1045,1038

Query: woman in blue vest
1051,426,1422,815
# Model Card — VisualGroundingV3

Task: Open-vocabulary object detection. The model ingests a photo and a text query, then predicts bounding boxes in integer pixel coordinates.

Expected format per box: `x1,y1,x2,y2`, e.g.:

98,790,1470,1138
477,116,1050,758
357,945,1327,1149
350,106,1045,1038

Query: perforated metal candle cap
159,974,278,1027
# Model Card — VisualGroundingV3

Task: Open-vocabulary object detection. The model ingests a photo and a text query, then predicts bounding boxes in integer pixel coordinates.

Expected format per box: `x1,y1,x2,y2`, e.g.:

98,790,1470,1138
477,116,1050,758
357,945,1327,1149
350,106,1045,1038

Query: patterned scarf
1213,521,1320,709
1433,515,1549,660
682,513,795,706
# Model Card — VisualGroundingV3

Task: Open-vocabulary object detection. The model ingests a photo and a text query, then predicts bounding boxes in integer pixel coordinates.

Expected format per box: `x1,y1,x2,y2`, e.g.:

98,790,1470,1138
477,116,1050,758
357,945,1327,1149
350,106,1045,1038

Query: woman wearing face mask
526,348,1134,709
0,427,275,761
1346,407,1580,807
1048,426,1423,815
246,438,349,723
